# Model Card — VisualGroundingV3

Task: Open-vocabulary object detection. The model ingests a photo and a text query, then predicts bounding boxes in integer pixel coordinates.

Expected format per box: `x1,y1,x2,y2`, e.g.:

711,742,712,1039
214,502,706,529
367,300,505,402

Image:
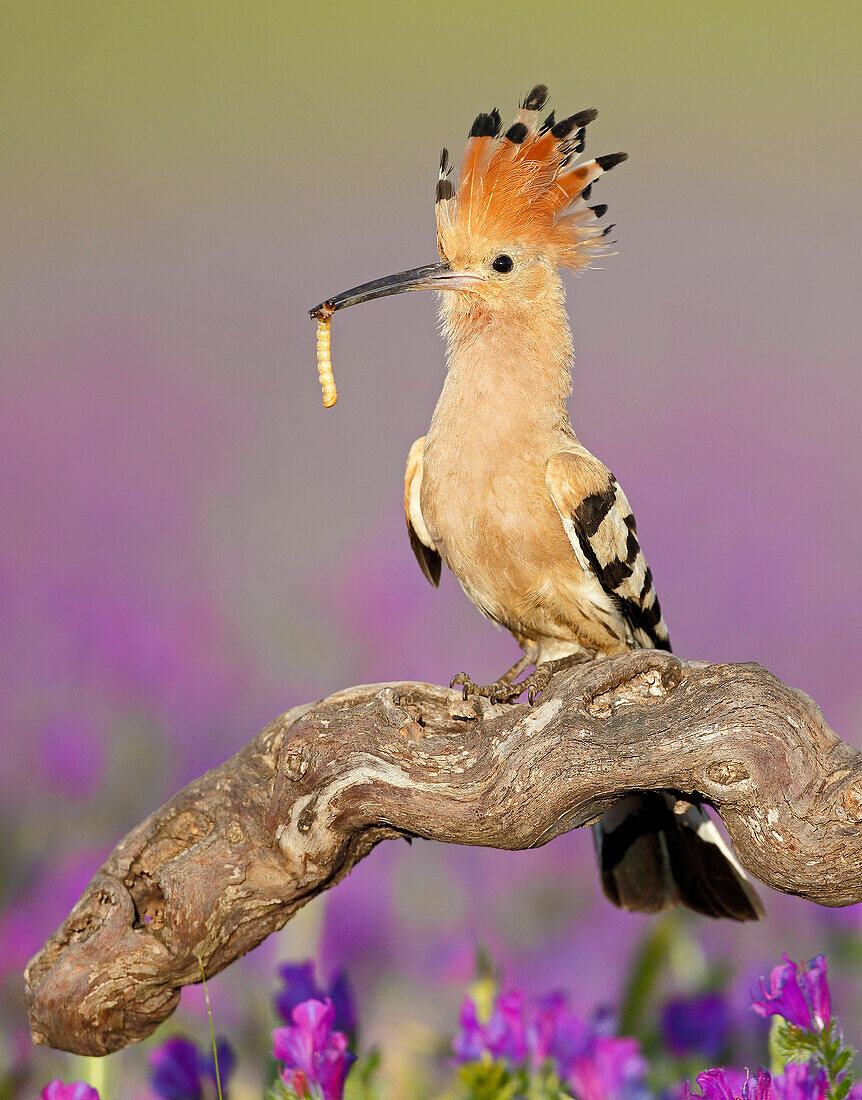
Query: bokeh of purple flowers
453,985,650,1100
275,961,357,1042
148,1035,235,1100
26,948,861,1100
662,994,730,1060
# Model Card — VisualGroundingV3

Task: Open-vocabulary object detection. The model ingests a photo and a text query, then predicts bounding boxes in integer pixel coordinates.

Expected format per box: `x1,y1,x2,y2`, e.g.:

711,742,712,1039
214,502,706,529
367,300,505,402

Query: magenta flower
275,960,356,1039
752,955,832,1030
452,990,527,1065
661,993,730,1058
272,998,355,1100
687,1064,831,1100
39,1083,100,1100
148,1034,235,1099
686,1067,774,1100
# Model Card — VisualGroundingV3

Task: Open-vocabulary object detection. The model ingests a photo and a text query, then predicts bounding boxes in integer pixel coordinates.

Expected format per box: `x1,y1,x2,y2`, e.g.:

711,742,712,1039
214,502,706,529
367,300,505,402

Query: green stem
618,913,679,1038
814,1022,855,1100
197,957,224,1100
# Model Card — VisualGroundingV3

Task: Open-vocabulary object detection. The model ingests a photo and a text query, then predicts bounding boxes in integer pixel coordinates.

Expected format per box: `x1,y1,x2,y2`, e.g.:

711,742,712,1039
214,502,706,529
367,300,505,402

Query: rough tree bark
24,650,862,1055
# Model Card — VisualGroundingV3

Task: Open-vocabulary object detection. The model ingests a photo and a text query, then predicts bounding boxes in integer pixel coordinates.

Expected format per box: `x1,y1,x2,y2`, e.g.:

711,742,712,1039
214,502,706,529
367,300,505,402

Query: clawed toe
451,653,581,704
450,657,582,704
450,672,477,700
450,673,523,703
521,656,582,704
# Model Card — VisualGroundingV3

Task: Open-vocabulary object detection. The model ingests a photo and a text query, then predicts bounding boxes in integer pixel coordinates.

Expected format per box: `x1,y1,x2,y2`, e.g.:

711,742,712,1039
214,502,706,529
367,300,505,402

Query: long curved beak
309,261,481,319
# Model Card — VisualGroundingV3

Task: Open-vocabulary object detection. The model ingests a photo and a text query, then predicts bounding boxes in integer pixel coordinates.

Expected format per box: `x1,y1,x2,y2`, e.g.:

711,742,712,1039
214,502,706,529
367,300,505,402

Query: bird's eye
491,254,514,273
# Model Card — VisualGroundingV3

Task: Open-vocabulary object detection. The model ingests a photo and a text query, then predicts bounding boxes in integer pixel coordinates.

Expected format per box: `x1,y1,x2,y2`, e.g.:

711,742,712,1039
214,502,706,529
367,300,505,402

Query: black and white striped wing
547,452,671,651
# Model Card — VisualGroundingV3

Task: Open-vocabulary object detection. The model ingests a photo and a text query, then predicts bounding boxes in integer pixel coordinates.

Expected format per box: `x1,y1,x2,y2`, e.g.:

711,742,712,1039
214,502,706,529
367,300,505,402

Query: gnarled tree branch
24,651,862,1055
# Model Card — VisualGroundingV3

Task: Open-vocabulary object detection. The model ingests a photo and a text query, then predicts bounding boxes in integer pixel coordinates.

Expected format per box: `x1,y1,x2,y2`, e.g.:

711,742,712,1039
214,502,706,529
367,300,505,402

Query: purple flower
275,961,357,1039
529,993,594,1070
451,997,486,1063
772,1063,827,1100
686,1067,774,1100
148,1034,235,1100
661,993,731,1058
687,1064,831,1100
752,955,832,1031
527,991,575,1066
525,992,647,1100
799,958,831,1030
273,998,355,1100
565,1034,650,1100
39,1083,100,1100
452,990,527,1065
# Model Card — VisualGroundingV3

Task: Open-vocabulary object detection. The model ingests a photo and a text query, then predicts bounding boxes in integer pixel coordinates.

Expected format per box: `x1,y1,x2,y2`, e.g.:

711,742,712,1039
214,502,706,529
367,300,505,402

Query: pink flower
40,1082,100,1100
452,990,528,1066
272,998,355,1100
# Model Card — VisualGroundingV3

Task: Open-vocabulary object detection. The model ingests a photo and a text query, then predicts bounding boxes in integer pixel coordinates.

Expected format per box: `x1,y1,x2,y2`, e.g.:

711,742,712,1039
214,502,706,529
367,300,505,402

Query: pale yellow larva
316,315,337,408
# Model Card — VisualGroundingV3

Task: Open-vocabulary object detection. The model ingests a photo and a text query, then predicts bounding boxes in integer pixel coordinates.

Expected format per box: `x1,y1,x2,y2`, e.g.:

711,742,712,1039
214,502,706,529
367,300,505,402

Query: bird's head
310,85,626,327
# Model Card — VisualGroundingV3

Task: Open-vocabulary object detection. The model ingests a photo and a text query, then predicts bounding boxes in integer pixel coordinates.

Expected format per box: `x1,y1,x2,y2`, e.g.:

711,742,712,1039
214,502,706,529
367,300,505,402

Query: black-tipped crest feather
521,84,548,111
571,107,599,128
505,122,528,144
596,151,629,171
469,109,501,138
551,114,583,140
436,178,454,202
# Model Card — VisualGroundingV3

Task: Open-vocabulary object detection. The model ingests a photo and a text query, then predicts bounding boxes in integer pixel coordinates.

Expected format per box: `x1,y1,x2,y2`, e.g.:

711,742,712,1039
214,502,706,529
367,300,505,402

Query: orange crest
435,85,627,270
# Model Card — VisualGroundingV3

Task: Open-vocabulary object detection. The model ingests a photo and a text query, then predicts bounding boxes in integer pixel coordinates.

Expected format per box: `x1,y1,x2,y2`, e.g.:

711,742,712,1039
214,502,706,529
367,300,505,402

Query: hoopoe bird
310,86,763,920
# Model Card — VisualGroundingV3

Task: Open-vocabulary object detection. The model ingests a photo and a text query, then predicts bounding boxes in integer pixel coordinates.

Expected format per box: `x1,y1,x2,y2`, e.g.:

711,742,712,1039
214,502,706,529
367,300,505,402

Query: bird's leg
450,646,538,704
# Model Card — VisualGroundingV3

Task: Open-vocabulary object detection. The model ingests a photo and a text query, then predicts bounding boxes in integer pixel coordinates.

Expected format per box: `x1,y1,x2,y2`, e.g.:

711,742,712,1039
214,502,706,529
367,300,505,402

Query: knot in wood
705,760,750,786
844,780,862,821
587,668,670,718
283,751,308,782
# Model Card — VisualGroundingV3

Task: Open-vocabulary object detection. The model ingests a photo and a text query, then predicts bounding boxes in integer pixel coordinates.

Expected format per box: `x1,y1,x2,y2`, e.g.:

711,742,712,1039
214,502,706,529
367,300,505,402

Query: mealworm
316,315,337,408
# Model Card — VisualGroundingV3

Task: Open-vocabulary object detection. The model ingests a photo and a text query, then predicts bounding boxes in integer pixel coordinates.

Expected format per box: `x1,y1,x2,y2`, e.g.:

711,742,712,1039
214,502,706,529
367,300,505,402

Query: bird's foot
513,663,559,705
451,654,590,705
449,672,524,704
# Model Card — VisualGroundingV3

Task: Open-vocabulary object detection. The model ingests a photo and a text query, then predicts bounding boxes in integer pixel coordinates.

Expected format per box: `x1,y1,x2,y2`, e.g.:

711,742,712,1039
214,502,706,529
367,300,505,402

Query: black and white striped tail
594,792,764,921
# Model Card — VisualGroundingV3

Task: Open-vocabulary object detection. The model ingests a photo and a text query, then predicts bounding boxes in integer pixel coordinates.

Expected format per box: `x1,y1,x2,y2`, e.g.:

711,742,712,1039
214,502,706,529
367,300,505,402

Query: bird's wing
546,450,670,650
404,437,441,587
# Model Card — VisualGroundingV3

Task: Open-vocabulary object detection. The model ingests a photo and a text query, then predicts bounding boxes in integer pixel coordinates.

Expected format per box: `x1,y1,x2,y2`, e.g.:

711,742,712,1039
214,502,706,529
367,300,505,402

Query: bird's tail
593,792,764,921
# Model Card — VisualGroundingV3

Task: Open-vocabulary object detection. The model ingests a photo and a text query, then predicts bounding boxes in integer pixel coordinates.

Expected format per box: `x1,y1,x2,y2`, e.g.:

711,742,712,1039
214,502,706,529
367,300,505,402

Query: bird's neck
431,294,575,441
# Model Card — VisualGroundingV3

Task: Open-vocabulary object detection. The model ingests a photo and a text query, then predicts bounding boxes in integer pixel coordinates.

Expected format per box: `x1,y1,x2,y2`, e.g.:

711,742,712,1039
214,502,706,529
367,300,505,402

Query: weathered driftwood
25,650,862,1055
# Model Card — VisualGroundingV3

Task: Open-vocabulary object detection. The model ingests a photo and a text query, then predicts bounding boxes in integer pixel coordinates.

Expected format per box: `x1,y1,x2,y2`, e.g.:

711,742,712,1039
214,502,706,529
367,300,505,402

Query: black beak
309,261,482,319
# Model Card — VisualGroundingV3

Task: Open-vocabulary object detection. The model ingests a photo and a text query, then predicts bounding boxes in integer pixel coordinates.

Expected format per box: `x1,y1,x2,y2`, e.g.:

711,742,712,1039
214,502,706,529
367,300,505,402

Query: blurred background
1,2,860,1097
